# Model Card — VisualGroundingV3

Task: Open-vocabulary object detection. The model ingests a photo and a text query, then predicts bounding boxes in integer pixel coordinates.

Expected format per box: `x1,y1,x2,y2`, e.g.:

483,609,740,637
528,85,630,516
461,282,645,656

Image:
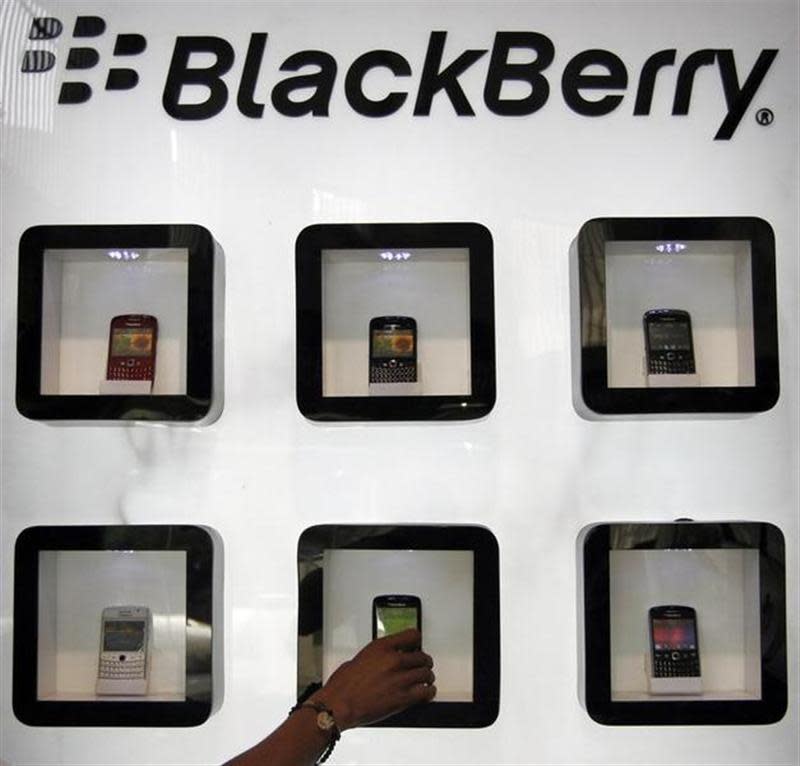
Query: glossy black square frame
582,522,787,725
296,223,496,421
577,217,779,414
13,525,215,727
16,224,215,421
297,525,500,728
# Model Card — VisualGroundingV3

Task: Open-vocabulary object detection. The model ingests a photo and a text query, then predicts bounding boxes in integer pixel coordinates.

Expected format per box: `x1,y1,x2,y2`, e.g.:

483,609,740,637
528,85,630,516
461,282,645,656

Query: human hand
310,629,435,730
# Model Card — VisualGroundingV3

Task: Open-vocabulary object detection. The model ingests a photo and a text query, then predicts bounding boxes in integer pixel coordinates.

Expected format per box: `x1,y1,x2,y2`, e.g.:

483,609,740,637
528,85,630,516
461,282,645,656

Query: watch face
317,711,336,731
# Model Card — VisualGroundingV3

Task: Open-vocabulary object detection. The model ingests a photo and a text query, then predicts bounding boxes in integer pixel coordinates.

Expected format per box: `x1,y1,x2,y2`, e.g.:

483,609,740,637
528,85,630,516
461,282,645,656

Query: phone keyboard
648,356,695,375
653,652,700,677
99,654,146,679
370,365,417,384
107,363,154,381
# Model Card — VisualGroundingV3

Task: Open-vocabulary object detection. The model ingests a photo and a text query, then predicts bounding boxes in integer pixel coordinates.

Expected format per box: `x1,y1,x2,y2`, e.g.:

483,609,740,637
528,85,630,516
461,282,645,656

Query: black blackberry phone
369,316,417,384
643,309,696,374
649,605,701,678
372,595,421,640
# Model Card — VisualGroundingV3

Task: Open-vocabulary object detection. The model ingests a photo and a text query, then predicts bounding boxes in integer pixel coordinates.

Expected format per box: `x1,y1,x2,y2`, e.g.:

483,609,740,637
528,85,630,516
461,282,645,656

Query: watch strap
288,699,341,764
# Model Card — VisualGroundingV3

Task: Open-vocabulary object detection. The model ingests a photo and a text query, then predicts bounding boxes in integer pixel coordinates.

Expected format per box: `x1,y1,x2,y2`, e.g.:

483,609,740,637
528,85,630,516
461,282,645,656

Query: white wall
1,1,797,764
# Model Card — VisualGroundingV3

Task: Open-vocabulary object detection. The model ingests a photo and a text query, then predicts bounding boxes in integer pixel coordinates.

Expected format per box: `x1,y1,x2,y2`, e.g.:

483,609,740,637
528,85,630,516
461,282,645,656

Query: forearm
224,706,333,766
224,630,434,765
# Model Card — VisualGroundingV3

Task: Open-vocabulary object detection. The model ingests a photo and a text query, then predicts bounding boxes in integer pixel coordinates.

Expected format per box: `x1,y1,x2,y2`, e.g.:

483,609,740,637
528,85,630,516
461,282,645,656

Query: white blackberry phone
96,606,152,696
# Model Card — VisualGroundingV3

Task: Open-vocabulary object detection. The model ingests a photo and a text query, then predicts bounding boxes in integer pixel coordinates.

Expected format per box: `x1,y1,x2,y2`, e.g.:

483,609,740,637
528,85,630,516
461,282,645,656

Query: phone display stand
98,380,154,395
579,521,787,725
571,217,779,417
296,223,495,421
96,677,150,696
645,372,700,388
12,525,223,727
647,676,704,696
16,224,224,423
368,381,422,396
297,524,500,728
647,677,704,696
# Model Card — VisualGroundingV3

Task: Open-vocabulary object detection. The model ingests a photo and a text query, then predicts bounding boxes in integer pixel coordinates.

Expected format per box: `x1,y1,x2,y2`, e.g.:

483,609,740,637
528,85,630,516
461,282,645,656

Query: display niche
16,224,224,423
574,217,779,416
579,521,787,725
296,223,496,421
13,525,221,727
297,525,500,727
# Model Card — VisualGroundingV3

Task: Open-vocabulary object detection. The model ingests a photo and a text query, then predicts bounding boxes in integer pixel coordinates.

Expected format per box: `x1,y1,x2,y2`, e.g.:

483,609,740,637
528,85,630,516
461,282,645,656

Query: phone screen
103,620,146,651
375,605,419,638
647,322,691,351
111,328,154,357
651,618,697,651
371,327,415,359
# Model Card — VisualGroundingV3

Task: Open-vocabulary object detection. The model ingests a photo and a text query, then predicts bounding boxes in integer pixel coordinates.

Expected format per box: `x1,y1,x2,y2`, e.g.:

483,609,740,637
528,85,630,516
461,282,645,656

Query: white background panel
322,248,471,396
609,549,761,699
322,549,474,701
605,242,754,387
1,1,797,765
41,248,189,395
37,551,187,700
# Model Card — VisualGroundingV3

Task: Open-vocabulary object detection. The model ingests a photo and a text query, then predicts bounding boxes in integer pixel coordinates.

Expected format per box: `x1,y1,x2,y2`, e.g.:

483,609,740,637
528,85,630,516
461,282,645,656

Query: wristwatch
289,699,341,764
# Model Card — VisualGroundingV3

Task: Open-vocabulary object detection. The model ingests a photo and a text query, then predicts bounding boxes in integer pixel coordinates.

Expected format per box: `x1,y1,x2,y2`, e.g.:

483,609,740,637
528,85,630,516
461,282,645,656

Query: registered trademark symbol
755,108,774,126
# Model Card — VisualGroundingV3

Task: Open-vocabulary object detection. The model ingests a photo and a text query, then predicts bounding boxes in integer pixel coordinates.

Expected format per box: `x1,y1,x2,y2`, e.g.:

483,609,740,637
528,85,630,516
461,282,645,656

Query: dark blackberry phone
369,316,417,384
372,595,421,640
643,309,696,374
649,605,701,678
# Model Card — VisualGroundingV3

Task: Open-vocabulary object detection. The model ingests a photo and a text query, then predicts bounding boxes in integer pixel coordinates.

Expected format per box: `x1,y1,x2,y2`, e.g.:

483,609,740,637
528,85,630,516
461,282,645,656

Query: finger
406,682,437,705
359,682,437,728
395,650,433,670
380,628,421,651
399,666,436,687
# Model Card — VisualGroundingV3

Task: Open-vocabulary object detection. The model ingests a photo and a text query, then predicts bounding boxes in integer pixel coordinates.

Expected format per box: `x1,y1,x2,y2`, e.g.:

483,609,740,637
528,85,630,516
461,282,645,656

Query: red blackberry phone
106,315,158,383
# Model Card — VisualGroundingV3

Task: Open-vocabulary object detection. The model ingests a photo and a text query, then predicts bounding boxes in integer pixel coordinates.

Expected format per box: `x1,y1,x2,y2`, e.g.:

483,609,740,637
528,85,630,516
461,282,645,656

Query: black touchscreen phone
372,595,421,640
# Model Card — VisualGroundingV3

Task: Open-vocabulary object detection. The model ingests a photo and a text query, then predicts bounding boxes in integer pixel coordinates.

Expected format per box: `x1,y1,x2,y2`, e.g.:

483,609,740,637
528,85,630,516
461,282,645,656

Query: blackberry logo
21,15,146,103
18,19,778,140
